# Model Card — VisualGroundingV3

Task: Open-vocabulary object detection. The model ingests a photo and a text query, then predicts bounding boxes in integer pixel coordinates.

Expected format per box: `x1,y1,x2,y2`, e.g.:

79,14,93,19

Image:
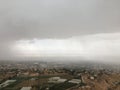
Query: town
0,61,119,90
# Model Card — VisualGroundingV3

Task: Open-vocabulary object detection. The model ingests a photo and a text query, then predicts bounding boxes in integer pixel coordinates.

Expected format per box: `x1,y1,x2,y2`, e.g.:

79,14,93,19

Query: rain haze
0,0,120,63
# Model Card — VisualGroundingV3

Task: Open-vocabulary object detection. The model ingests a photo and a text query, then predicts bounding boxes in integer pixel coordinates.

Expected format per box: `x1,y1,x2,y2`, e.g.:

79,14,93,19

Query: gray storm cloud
0,0,120,63
0,0,120,40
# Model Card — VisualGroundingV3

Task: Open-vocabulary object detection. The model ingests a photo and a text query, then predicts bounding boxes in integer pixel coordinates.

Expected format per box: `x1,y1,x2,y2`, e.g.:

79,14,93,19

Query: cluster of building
0,61,119,90
48,76,84,84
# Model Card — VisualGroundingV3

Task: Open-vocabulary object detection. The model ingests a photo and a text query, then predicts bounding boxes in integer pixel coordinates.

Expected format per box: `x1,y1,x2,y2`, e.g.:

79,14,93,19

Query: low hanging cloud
13,33,120,62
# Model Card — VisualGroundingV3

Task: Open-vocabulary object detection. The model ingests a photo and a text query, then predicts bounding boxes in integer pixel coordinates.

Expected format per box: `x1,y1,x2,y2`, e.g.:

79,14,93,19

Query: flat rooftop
20,87,32,90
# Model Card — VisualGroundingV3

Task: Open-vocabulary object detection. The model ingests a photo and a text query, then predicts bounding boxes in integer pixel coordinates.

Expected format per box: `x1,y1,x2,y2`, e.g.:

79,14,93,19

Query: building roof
0,80,16,88
68,79,81,84
20,87,32,90
48,77,67,83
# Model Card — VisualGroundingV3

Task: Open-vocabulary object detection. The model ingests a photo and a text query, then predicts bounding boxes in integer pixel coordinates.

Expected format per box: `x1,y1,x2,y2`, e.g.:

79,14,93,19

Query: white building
48,77,67,83
49,77,60,81
0,80,16,88
20,87,32,90
68,79,81,84
57,79,67,83
90,76,94,80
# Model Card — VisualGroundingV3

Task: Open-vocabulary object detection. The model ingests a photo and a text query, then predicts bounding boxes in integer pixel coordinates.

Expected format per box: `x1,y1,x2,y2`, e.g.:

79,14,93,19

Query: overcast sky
0,0,120,63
